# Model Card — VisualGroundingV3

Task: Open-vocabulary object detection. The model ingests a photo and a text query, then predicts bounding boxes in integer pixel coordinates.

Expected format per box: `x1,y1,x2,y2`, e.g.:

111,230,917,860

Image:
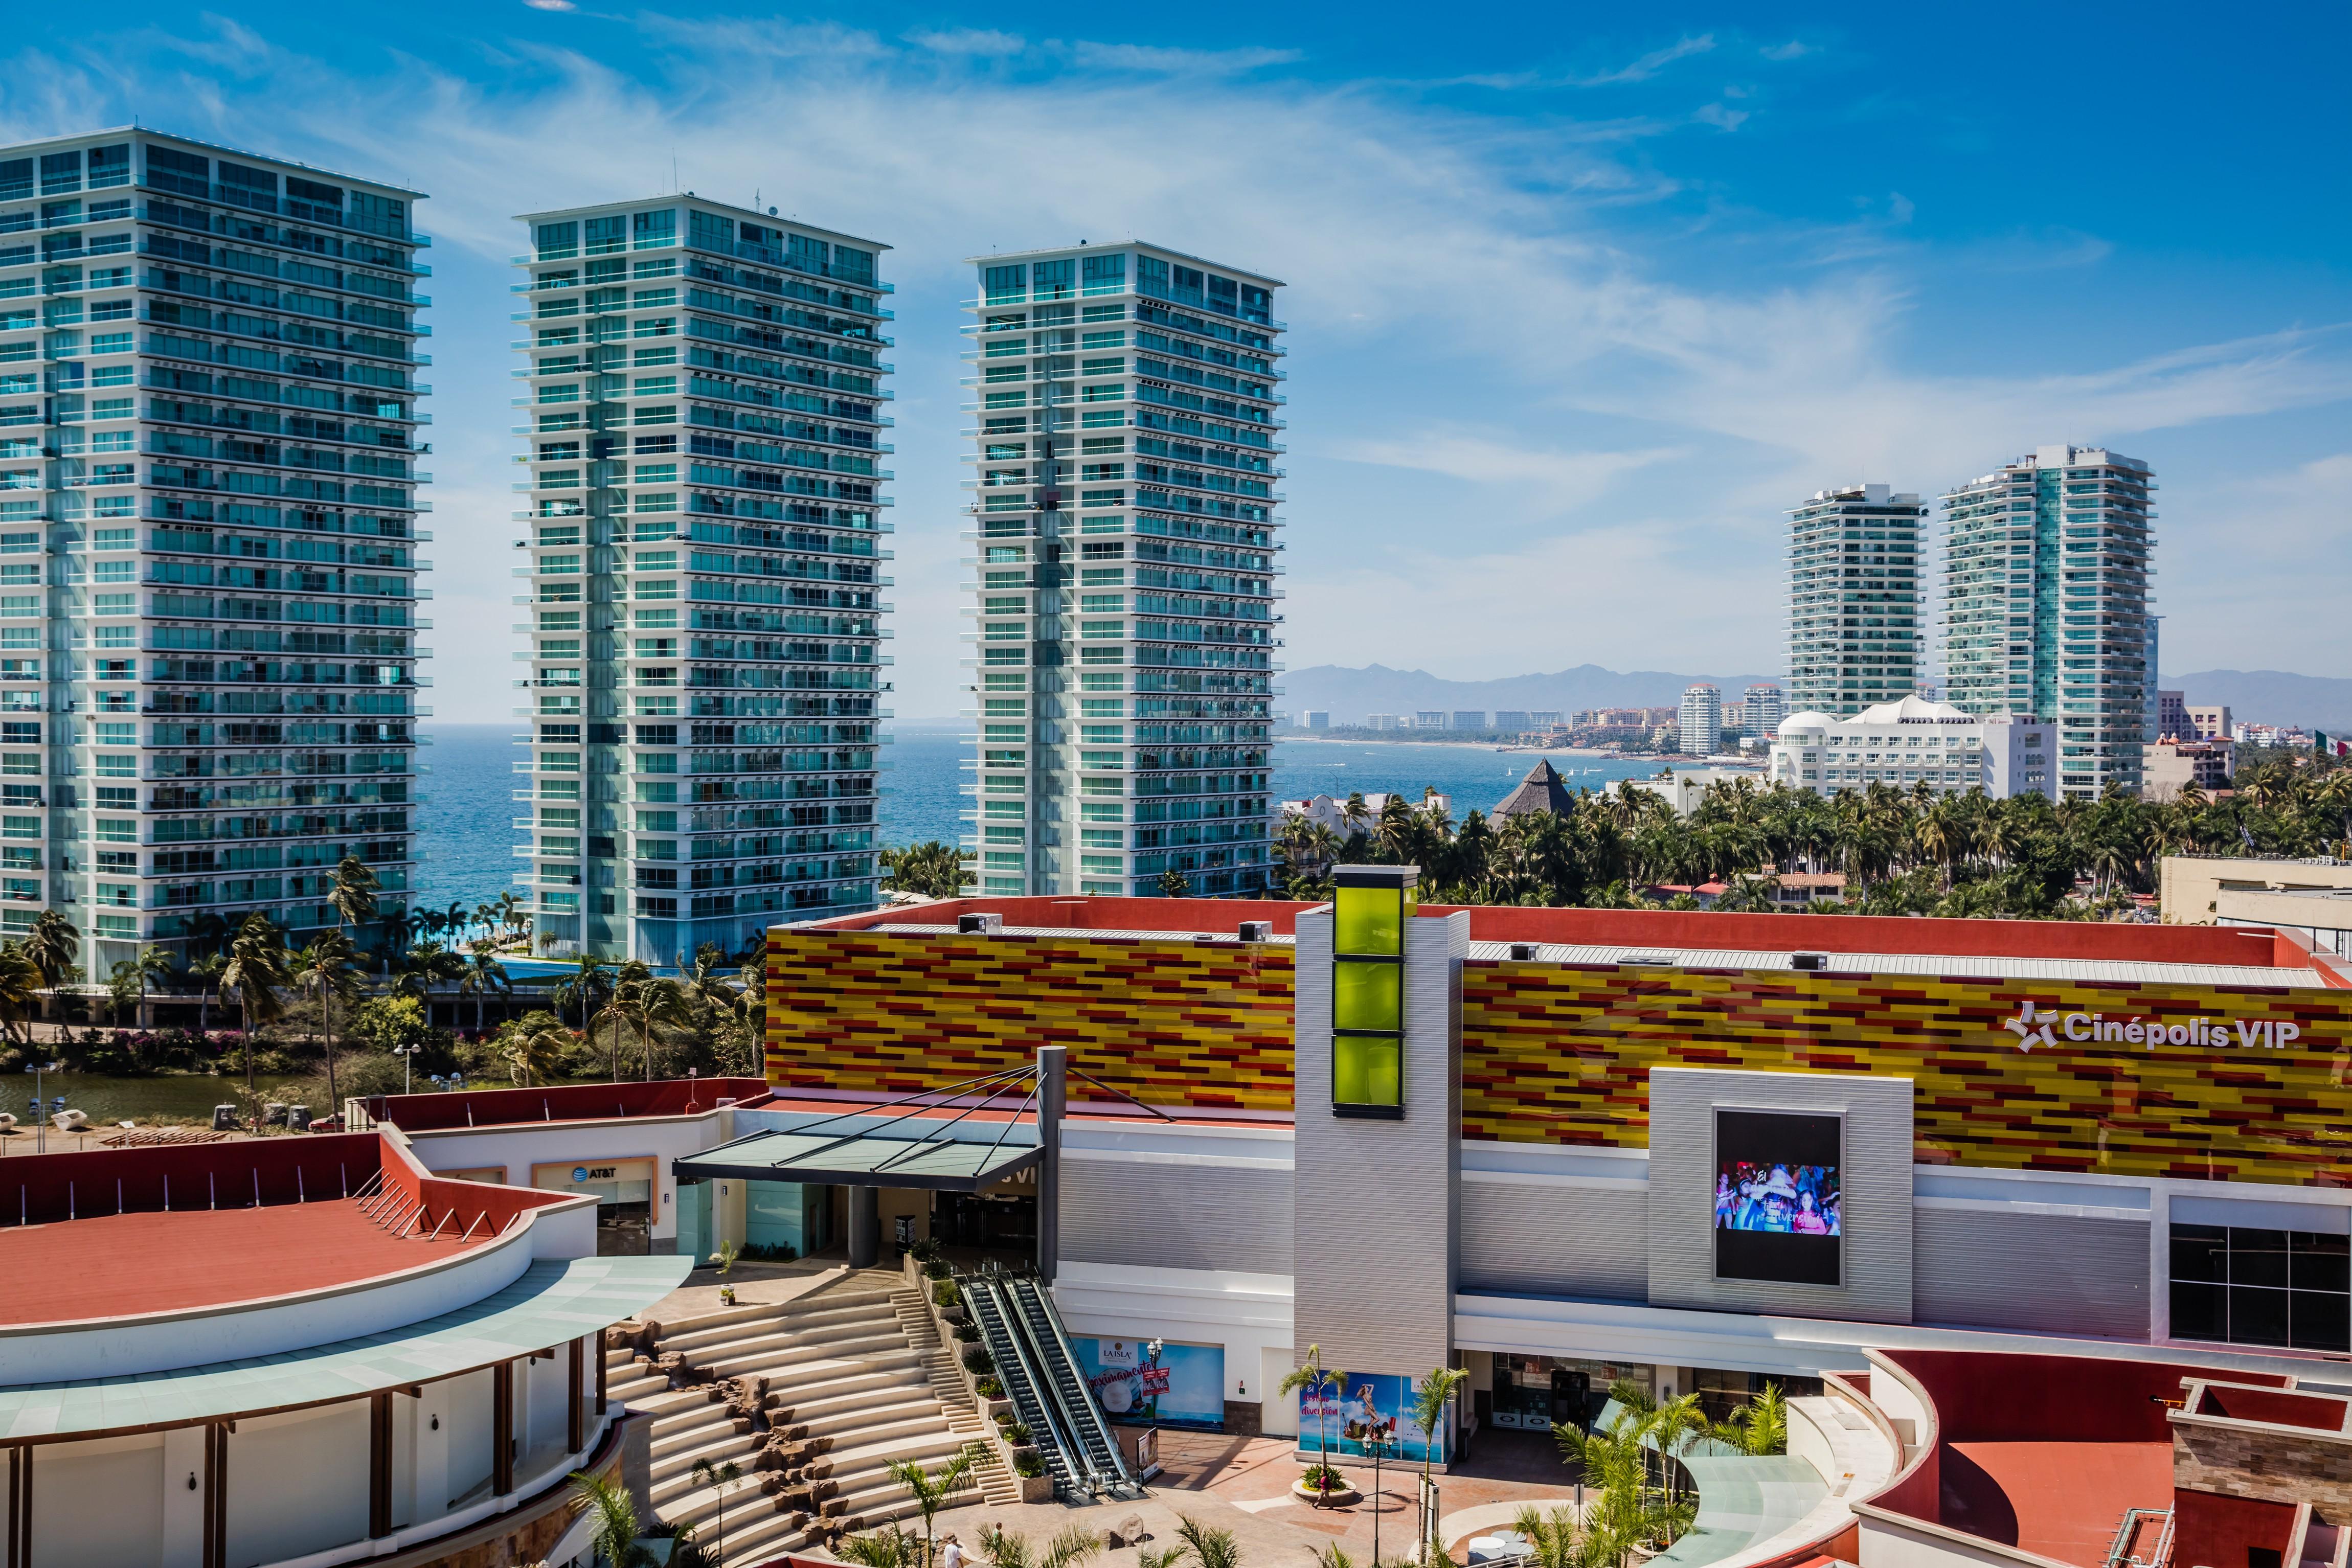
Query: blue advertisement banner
1069,1336,1225,1430
1300,1371,1444,1464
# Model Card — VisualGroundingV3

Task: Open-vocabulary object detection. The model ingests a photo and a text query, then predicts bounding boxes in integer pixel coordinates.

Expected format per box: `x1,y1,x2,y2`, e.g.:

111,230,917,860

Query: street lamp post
1368,1426,1396,1567
391,1044,419,1095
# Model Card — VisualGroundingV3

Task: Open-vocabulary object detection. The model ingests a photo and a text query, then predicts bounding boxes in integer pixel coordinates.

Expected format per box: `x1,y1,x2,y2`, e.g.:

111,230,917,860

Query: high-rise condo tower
1786,483,1926,717
0,129,427,968
516,197,891,960
1940,444,2154,799
960,243,1283,897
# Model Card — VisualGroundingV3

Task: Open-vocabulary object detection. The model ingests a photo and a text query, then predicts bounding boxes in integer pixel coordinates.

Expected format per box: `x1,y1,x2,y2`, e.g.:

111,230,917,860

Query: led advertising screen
1713,1108,1842,1286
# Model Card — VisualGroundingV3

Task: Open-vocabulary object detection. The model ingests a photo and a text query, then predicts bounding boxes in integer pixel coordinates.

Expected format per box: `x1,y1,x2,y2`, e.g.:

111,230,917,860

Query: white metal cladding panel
1913,1208,2150,1338
1293,909,1466,1375
1645,1067,1915,1324
1461,1180,1647,1302
1061,1156,1295,1275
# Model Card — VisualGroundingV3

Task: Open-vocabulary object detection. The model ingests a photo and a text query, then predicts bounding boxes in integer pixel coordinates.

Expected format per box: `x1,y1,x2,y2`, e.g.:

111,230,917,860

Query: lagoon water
415,724,1694,911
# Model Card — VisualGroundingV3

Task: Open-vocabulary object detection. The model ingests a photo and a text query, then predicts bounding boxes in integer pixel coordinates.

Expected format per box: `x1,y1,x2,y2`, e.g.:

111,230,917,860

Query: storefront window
2172,1224,2350,1352
1488,1354,1647,1431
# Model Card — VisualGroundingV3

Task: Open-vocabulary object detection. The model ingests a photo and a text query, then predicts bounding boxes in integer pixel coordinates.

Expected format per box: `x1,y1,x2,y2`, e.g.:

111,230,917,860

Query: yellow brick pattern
1464,963,2352,1187
764,930,1297,1110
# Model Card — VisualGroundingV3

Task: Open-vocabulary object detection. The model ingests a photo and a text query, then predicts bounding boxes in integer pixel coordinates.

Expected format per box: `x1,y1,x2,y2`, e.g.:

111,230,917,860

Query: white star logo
2003,1001,2057,1053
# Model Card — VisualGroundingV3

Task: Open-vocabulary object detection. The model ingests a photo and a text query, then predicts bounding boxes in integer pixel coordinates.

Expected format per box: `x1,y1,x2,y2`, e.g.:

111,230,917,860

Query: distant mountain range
1279,664,2352,731
2165,670,2352,731
1281,664,1784,724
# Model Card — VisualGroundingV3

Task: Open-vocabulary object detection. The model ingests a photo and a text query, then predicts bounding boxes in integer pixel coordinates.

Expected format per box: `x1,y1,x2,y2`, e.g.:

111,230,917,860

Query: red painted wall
0,1130,383,1226
2172,1488,2299,1568
367,1076,771,1132
810,895,2312,969
1880,1350,2285,1444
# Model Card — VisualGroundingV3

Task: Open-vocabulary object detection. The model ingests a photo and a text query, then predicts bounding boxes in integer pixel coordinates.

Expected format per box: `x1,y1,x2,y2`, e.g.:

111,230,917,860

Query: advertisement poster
1069,1336,1226,1430
1300,1371,1444,1464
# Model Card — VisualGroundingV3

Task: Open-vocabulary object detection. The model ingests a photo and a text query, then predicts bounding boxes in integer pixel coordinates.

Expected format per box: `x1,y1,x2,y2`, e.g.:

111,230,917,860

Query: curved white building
1768,694,2051,798
0,1127,687,1568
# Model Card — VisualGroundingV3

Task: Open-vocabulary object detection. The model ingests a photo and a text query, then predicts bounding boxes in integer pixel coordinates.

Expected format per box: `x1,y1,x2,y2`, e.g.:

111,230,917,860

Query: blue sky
4,0,2346,720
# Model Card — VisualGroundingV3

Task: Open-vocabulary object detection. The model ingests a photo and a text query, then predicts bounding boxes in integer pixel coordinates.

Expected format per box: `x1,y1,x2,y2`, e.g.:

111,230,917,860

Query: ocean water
414,724,1699,910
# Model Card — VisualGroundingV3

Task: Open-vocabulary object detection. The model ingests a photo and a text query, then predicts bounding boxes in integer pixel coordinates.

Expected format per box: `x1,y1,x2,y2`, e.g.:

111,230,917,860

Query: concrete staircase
614,1277,998,1566
891,1282,1021,1507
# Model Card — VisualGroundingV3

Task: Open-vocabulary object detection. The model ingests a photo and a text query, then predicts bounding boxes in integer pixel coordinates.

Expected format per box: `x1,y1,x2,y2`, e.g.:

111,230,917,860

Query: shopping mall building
763,882,2352,1448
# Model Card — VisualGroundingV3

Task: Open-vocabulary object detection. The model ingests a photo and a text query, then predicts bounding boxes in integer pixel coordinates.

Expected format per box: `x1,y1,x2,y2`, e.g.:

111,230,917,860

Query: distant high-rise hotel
1786,483,1926,717
1678,684,1723,755
515,195,892,958
0,128,427,968
961,243,1283,898
1742,684,1785,737
1941,445,2154,799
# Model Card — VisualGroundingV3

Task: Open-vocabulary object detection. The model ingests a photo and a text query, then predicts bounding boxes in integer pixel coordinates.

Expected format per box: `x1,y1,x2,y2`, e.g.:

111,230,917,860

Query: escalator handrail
965,1279,1068,1484
969,1275,1094,1495
999,1281,1105,1494
1011,1275,1137,1492
1009,1278,1116,1479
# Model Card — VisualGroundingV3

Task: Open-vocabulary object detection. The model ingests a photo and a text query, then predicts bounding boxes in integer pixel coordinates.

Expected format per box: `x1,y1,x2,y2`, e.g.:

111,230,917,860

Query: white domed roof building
1770,695,2053,799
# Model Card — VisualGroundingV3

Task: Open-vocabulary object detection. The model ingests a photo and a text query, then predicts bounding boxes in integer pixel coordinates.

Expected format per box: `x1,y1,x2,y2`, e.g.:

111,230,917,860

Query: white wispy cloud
4,15,2340,710
1571,34,1716,86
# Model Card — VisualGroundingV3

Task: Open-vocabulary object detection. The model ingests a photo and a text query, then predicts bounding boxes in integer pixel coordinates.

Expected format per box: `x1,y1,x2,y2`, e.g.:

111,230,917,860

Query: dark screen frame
1712,1107,1845,1288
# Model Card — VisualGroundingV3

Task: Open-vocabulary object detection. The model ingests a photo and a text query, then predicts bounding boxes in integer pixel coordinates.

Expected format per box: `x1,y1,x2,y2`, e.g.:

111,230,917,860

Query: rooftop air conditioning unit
1238,920,1273,942
1792,951,1828,970
1618,951,1676,966
1509,943,1541,961
957,912,1004,935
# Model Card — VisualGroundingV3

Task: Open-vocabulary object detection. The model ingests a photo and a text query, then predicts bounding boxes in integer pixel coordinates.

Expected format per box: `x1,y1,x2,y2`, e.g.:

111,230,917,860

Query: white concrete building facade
1678,684,1722,755
1769,695,2051,799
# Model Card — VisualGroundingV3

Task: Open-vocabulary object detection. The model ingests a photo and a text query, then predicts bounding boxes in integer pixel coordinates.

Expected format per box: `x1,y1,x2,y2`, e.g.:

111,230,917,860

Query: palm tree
556,953,614,1031
24,908,78,1029
1278,1345,1346,1505
221,913,291,1107
291,931,361,1120
880,840,974,900
690,1456,744,1560
1707,1383,1788,1456
458,945,511,1034
590,986,642,1082
329,852,381,953
1511,1505,1607,1568
125,943,175,1032
188,950,229,1043
629,975,699,1080
0,942,37,1046
500,1021,570,1088
839,1524,921,1568
566,1470,656,1568
1410,1364,1468,1507
884,1442,982,1568
1172,1515,1241,1568
1554,1391,1695,1567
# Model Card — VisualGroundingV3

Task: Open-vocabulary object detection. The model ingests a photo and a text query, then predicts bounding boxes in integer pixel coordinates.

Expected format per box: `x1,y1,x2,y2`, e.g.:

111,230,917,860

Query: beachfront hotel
0,128,427,970
1785,482,1926,718
512,195,893,961
959,243,1284,897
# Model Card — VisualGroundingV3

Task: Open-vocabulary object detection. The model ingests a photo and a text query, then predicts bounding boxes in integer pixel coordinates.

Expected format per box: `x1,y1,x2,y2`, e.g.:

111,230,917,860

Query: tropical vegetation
1549,1380,1711,1565
1277,755,2352,920
881,840,974,900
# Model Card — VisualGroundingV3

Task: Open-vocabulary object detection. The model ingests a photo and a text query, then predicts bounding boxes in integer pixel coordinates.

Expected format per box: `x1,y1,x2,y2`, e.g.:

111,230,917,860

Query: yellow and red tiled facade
767,904,2352,1189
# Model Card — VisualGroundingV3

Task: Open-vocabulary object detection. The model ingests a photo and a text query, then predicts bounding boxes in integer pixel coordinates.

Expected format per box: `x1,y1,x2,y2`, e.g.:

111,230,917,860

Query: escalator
961,1270,1082,1499
961,1269,1140,1499
1006,1274,1137,1496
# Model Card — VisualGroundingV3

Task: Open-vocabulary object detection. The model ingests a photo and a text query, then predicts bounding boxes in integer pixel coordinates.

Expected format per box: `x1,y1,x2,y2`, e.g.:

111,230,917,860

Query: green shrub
962,1346,993,1375
933,1279,961,1309
922,1258,950,1280
975,1376,1003,1399
1003,1421,1032,1444
1012,1451,1045,1479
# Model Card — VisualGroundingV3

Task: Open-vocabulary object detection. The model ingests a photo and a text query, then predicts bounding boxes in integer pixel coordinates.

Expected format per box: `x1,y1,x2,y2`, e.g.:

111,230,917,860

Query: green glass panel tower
960,243,1283,898
1940,445,2154,799
514,196,893,959
0,128,427,968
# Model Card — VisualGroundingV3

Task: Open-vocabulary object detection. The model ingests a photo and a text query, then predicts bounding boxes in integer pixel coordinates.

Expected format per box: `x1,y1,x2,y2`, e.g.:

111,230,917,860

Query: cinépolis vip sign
2002,999,2305,1053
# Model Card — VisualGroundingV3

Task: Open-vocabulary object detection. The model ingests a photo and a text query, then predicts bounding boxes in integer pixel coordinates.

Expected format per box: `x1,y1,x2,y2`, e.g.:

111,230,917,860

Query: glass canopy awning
673,1062,1053,1193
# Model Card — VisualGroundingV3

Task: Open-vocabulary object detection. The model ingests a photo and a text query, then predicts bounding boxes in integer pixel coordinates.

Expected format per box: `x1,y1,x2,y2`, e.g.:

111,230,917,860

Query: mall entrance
931,1189,1037,1255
